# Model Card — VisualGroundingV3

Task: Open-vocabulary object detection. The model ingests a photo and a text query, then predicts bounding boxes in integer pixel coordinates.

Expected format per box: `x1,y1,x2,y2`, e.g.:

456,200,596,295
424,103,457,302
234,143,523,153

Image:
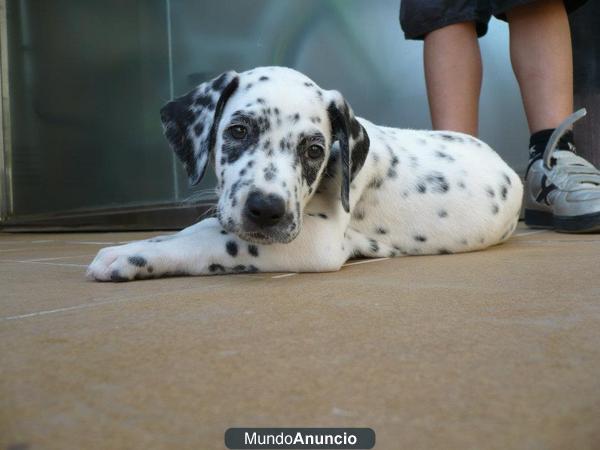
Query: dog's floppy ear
160,71,239,185
327,91,370,212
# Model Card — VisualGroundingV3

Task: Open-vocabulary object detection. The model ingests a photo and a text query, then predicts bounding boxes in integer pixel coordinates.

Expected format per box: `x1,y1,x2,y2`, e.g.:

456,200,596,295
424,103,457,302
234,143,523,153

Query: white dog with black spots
87,66,522,281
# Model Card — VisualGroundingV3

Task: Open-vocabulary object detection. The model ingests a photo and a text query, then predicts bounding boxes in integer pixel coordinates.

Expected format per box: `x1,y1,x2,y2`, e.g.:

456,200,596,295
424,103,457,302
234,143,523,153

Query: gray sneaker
524,109,600,233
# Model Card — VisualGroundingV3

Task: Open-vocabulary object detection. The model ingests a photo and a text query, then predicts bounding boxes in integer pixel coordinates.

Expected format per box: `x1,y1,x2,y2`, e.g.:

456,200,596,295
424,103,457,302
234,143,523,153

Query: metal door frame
0,0,14,223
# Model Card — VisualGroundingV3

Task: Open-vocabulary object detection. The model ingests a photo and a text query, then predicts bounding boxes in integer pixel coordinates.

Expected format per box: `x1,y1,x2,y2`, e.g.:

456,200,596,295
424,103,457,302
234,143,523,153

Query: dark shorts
400,0,588,40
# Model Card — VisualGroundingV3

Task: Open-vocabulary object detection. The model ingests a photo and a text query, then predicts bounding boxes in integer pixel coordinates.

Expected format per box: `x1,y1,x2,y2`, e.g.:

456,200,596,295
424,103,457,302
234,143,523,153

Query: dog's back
325,119,523,257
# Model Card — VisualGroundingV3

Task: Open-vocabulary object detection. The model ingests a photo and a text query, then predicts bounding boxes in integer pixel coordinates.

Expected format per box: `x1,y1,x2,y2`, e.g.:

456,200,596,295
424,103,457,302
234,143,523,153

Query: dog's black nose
244,191,286,227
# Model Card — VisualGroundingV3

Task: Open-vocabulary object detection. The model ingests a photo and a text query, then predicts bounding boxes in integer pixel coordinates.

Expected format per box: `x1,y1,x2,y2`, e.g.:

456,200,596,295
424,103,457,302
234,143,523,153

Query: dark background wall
571,1,600,168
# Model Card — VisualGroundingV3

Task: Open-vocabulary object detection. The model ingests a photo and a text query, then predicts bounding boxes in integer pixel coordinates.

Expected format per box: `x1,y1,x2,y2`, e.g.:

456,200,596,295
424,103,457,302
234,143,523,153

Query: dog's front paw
87,245,157,282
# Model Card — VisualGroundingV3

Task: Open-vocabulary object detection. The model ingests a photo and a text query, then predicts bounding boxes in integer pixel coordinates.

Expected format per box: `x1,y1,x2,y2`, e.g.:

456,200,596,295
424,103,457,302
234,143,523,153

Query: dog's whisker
180,188,218,206
198,205,217,221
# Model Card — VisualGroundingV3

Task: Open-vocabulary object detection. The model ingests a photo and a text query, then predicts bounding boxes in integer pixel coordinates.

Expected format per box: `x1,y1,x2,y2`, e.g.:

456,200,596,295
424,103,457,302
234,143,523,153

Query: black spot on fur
376,227,387,235
425,172,450,193
193,122,204,137
437,133,462,142
369,239,379,253
492,203,499,214
318,213,328,219
233,265,246,272
435,150,455,161
220,230,228,235
226,240,238,257
368,177,384,189
110,270,128,282
503,173,512,186
211,72,229,90
128,256,147,267
248,245,259,257
209,264,225,273
259,76,269,81
194,95,212,107
264,163,277,181
500,185,508,200
262,139,271,152
437,249,452,255
417,183,426,193
438,210,448,218
414,235,427,242
486,186,495,198
147,266,154,273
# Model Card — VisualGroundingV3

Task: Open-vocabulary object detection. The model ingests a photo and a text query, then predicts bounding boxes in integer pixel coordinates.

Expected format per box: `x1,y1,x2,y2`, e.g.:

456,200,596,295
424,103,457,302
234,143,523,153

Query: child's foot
524,109,600,233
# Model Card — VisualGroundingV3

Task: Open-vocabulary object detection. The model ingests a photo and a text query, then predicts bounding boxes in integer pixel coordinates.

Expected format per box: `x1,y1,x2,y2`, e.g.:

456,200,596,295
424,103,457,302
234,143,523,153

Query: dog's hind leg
343,228,405,259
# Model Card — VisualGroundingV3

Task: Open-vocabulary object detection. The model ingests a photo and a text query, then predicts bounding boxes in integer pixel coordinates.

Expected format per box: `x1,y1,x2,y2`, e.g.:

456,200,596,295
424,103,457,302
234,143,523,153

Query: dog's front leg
87,217,350,282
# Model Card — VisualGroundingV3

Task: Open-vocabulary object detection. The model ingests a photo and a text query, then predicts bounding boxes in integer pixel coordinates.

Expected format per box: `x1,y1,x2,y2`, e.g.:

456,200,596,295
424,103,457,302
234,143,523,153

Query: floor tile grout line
1,302,125,321
513,230,549,237
271,257,392,278
0,240,54,245
65,241,123,245
272,273,297,279
20,254,97,262
0,282,231,322
343,257,390,267
0,247,34,253
29,262,89,268
516,239,600,244
0,259,88,268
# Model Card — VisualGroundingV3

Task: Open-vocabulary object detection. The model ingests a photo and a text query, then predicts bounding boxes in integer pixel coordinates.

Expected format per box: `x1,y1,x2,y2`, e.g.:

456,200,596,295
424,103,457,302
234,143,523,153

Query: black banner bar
225,428,375,449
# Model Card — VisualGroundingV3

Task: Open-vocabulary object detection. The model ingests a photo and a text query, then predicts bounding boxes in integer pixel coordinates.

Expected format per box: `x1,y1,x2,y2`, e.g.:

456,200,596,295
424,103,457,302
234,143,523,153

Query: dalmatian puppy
87,66,523,281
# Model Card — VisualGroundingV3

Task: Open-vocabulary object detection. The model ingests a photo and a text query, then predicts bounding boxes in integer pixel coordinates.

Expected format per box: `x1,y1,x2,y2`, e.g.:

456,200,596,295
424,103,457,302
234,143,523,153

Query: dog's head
160,67,369,244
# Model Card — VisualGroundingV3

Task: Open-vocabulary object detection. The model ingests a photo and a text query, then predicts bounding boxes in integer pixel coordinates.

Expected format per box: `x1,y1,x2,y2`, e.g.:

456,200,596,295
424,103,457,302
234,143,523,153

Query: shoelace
540,109,600,189
543,108,587,169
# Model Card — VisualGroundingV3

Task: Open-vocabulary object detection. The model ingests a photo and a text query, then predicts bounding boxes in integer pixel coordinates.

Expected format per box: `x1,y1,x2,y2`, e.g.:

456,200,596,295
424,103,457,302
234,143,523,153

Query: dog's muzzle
239,190,296,244
244,191,286,227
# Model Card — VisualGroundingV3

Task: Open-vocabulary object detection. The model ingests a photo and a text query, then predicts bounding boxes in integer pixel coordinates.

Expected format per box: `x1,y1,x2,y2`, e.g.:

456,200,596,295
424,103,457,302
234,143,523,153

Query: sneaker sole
525,209,600,233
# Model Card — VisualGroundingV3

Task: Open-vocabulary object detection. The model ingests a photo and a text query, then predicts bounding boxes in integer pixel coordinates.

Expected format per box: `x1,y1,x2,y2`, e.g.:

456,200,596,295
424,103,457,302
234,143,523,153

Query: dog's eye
307,144,324,160
227,125,247,140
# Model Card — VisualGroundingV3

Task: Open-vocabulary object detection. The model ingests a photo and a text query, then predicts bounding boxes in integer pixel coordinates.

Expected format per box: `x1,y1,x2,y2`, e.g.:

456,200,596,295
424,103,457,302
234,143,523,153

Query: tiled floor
1,224,600,449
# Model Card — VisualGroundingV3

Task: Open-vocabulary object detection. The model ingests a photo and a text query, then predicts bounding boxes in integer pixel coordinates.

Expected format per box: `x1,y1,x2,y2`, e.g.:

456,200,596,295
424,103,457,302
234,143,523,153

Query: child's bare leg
506,0,573,133
423,22,482,136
